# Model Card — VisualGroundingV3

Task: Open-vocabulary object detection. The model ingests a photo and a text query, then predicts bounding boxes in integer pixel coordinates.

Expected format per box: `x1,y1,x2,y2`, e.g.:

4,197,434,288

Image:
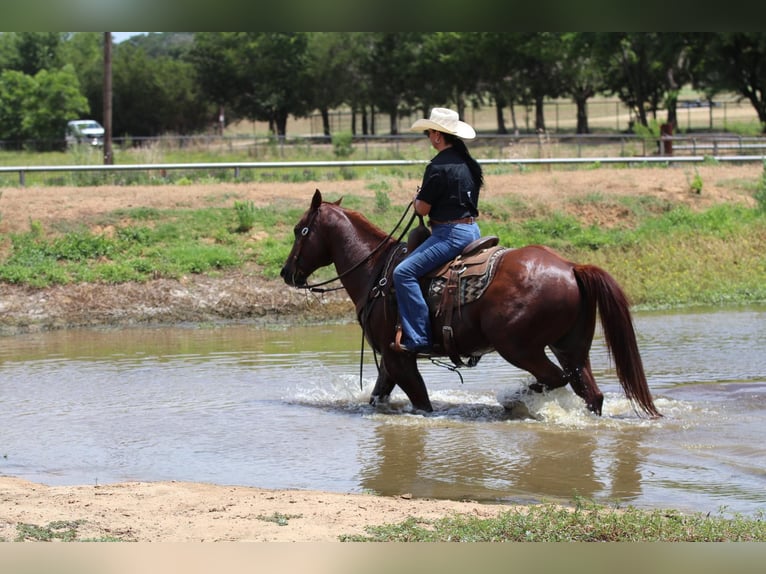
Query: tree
0,66,87,148
596,33,691,130
693,33,766,132
558,33,606,134
24,66,89,144
0,70,36,141
191,32,311,137
413,33,483,121
61,33,104,121
5,32,65,76
111,43,210,137
517,33,567,133
475,32,526,134
304,33,356,137
364,33,423,135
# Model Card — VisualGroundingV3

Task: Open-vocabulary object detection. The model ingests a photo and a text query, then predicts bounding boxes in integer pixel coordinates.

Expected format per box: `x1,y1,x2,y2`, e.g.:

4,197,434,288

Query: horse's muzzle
280,266,306,287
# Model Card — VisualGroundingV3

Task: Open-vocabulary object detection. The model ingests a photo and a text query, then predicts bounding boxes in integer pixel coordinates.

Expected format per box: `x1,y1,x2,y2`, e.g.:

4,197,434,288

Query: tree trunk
321,107,331,137
575,96,589,134
456,94,466,122
509,102,519,135
534,94,546,132
389,111,398,135
275,110,288,137
370,105,376,135
494,93,508,134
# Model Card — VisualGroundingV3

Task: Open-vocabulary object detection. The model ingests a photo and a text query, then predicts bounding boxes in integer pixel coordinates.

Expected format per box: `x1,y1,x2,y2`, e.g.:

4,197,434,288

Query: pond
1,305,764,517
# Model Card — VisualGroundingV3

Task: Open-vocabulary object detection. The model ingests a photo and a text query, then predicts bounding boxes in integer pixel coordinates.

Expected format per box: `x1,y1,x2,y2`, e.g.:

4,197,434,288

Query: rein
294,199,419,391
298,201,417,293
291,199,420,392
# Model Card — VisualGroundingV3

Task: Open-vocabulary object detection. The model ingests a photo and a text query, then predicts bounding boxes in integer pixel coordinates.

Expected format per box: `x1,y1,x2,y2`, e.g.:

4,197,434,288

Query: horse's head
280,189,341,287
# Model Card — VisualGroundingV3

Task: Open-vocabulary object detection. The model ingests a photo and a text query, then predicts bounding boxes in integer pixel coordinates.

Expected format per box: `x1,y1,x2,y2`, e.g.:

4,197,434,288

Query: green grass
1,155,765,309
340,498,766,542
255,512,303,526
11,519,124,542
1,186,765,308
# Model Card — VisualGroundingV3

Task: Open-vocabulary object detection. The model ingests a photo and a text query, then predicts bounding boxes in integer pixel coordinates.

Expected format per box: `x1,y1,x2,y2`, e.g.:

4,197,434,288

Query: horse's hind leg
496,345,604,415
550,350,604,415
495,345,568,393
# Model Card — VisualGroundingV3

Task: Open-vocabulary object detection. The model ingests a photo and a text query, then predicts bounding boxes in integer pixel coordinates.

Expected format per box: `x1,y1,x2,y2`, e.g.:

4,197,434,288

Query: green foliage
1,162,765,310
632,118,661,140
374,190,391,213
0,65,88,147
688,169,703,194
14,519,124,542
341,500,766,542
16,520,86,542
256,512,302,526
0,70,36,140
0,207,247,285
367,180,392,213
191,32,310,134
234,200,257,232
484,212,612,251
331,131,354,158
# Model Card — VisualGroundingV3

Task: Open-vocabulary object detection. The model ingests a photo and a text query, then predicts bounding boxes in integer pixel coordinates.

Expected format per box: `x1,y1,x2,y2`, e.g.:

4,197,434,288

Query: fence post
19,170,25,187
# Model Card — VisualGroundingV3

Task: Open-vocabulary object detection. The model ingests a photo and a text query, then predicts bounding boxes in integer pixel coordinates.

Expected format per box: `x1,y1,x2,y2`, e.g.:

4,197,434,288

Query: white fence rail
1,154,764,187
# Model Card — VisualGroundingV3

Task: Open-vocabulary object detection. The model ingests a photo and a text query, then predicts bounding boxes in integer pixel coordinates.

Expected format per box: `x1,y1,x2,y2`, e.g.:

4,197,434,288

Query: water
1,306,764,517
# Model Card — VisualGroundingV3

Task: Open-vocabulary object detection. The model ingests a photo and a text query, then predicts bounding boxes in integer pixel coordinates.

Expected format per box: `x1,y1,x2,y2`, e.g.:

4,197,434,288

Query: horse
280,189,660,418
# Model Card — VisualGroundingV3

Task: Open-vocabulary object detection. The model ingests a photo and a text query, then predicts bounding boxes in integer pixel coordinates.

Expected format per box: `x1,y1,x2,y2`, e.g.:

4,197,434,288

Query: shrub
234,200,257,232
331,131,354,158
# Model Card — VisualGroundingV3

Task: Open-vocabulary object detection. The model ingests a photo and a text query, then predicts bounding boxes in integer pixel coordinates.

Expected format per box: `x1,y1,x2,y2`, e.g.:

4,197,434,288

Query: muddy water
1,306,764,517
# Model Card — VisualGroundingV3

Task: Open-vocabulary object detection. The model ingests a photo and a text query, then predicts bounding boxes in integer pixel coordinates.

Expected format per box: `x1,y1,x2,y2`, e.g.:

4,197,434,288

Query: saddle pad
426,247,507,308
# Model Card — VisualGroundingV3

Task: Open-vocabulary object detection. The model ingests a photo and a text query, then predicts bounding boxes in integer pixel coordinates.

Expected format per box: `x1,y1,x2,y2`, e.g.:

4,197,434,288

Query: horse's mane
324,201,390,242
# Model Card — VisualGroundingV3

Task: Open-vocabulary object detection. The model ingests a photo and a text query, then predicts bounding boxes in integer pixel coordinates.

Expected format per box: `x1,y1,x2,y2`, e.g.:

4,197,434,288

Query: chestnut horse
281,189,660,418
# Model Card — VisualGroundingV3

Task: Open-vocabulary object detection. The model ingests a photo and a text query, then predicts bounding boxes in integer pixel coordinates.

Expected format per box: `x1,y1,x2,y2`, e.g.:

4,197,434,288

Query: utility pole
103,32,113,165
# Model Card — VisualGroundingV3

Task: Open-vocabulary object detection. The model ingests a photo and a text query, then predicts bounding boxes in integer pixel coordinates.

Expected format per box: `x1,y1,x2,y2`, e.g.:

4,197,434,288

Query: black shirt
416,147,479,221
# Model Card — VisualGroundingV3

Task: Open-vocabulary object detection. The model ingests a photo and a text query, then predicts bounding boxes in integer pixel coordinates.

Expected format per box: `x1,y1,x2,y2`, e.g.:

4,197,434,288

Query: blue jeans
393,222,480,348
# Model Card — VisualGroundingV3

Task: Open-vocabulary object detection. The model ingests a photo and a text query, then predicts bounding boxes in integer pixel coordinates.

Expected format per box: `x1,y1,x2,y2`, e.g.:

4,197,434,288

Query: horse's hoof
369,394,389,407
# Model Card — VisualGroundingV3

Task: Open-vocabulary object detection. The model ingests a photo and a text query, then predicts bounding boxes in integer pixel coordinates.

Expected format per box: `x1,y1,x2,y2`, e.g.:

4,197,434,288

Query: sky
111,32,146,43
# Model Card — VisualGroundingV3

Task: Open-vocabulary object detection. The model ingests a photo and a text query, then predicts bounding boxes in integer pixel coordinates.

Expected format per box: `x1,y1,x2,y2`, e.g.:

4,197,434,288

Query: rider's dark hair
443,133,484,192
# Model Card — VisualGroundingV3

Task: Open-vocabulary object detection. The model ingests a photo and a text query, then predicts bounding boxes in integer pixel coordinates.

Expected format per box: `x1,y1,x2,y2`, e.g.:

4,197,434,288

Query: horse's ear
311,189,322,210
333,196,343,206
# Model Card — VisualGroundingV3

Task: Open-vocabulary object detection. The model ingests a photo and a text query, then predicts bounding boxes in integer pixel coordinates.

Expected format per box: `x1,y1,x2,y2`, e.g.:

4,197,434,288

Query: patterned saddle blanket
424,239,507,312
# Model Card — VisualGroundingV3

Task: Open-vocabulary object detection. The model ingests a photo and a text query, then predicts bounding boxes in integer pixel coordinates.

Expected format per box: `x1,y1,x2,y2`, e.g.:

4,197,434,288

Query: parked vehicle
65,120,104,147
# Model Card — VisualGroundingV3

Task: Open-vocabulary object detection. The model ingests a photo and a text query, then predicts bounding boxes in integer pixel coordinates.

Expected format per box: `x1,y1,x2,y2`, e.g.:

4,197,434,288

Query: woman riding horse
281,190,661,419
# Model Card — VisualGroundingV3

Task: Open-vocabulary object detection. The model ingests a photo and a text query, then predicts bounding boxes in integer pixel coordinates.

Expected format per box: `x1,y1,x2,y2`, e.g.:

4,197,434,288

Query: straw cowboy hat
409,107,476,140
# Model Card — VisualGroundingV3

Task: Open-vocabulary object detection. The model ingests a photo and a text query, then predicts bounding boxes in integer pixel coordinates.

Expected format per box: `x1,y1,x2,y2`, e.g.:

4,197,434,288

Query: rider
391,108,484,354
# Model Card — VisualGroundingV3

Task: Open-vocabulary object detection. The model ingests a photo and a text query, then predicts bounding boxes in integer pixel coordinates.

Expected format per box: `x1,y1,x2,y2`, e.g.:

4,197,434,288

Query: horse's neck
331,211,390,302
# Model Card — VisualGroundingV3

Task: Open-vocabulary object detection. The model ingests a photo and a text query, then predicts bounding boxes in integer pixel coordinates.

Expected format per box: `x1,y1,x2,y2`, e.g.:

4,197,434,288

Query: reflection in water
1,306,765,517
359,413,647,505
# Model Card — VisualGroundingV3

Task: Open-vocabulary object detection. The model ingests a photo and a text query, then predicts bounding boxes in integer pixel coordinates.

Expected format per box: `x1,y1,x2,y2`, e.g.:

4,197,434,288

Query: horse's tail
574,265,661,418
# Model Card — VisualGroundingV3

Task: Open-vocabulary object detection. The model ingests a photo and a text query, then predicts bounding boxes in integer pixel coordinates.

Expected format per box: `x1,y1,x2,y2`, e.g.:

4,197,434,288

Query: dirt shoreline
0,272,355,335
0,164,761,541
0,476,526,542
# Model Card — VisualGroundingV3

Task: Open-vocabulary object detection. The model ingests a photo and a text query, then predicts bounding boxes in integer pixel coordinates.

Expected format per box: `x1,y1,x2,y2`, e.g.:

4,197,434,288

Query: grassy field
1,159,765,310
341,497,766,542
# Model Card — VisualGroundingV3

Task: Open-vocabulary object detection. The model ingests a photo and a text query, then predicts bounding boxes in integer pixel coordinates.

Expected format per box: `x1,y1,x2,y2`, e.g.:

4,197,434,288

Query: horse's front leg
372,354,433,413
369,362,395,407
